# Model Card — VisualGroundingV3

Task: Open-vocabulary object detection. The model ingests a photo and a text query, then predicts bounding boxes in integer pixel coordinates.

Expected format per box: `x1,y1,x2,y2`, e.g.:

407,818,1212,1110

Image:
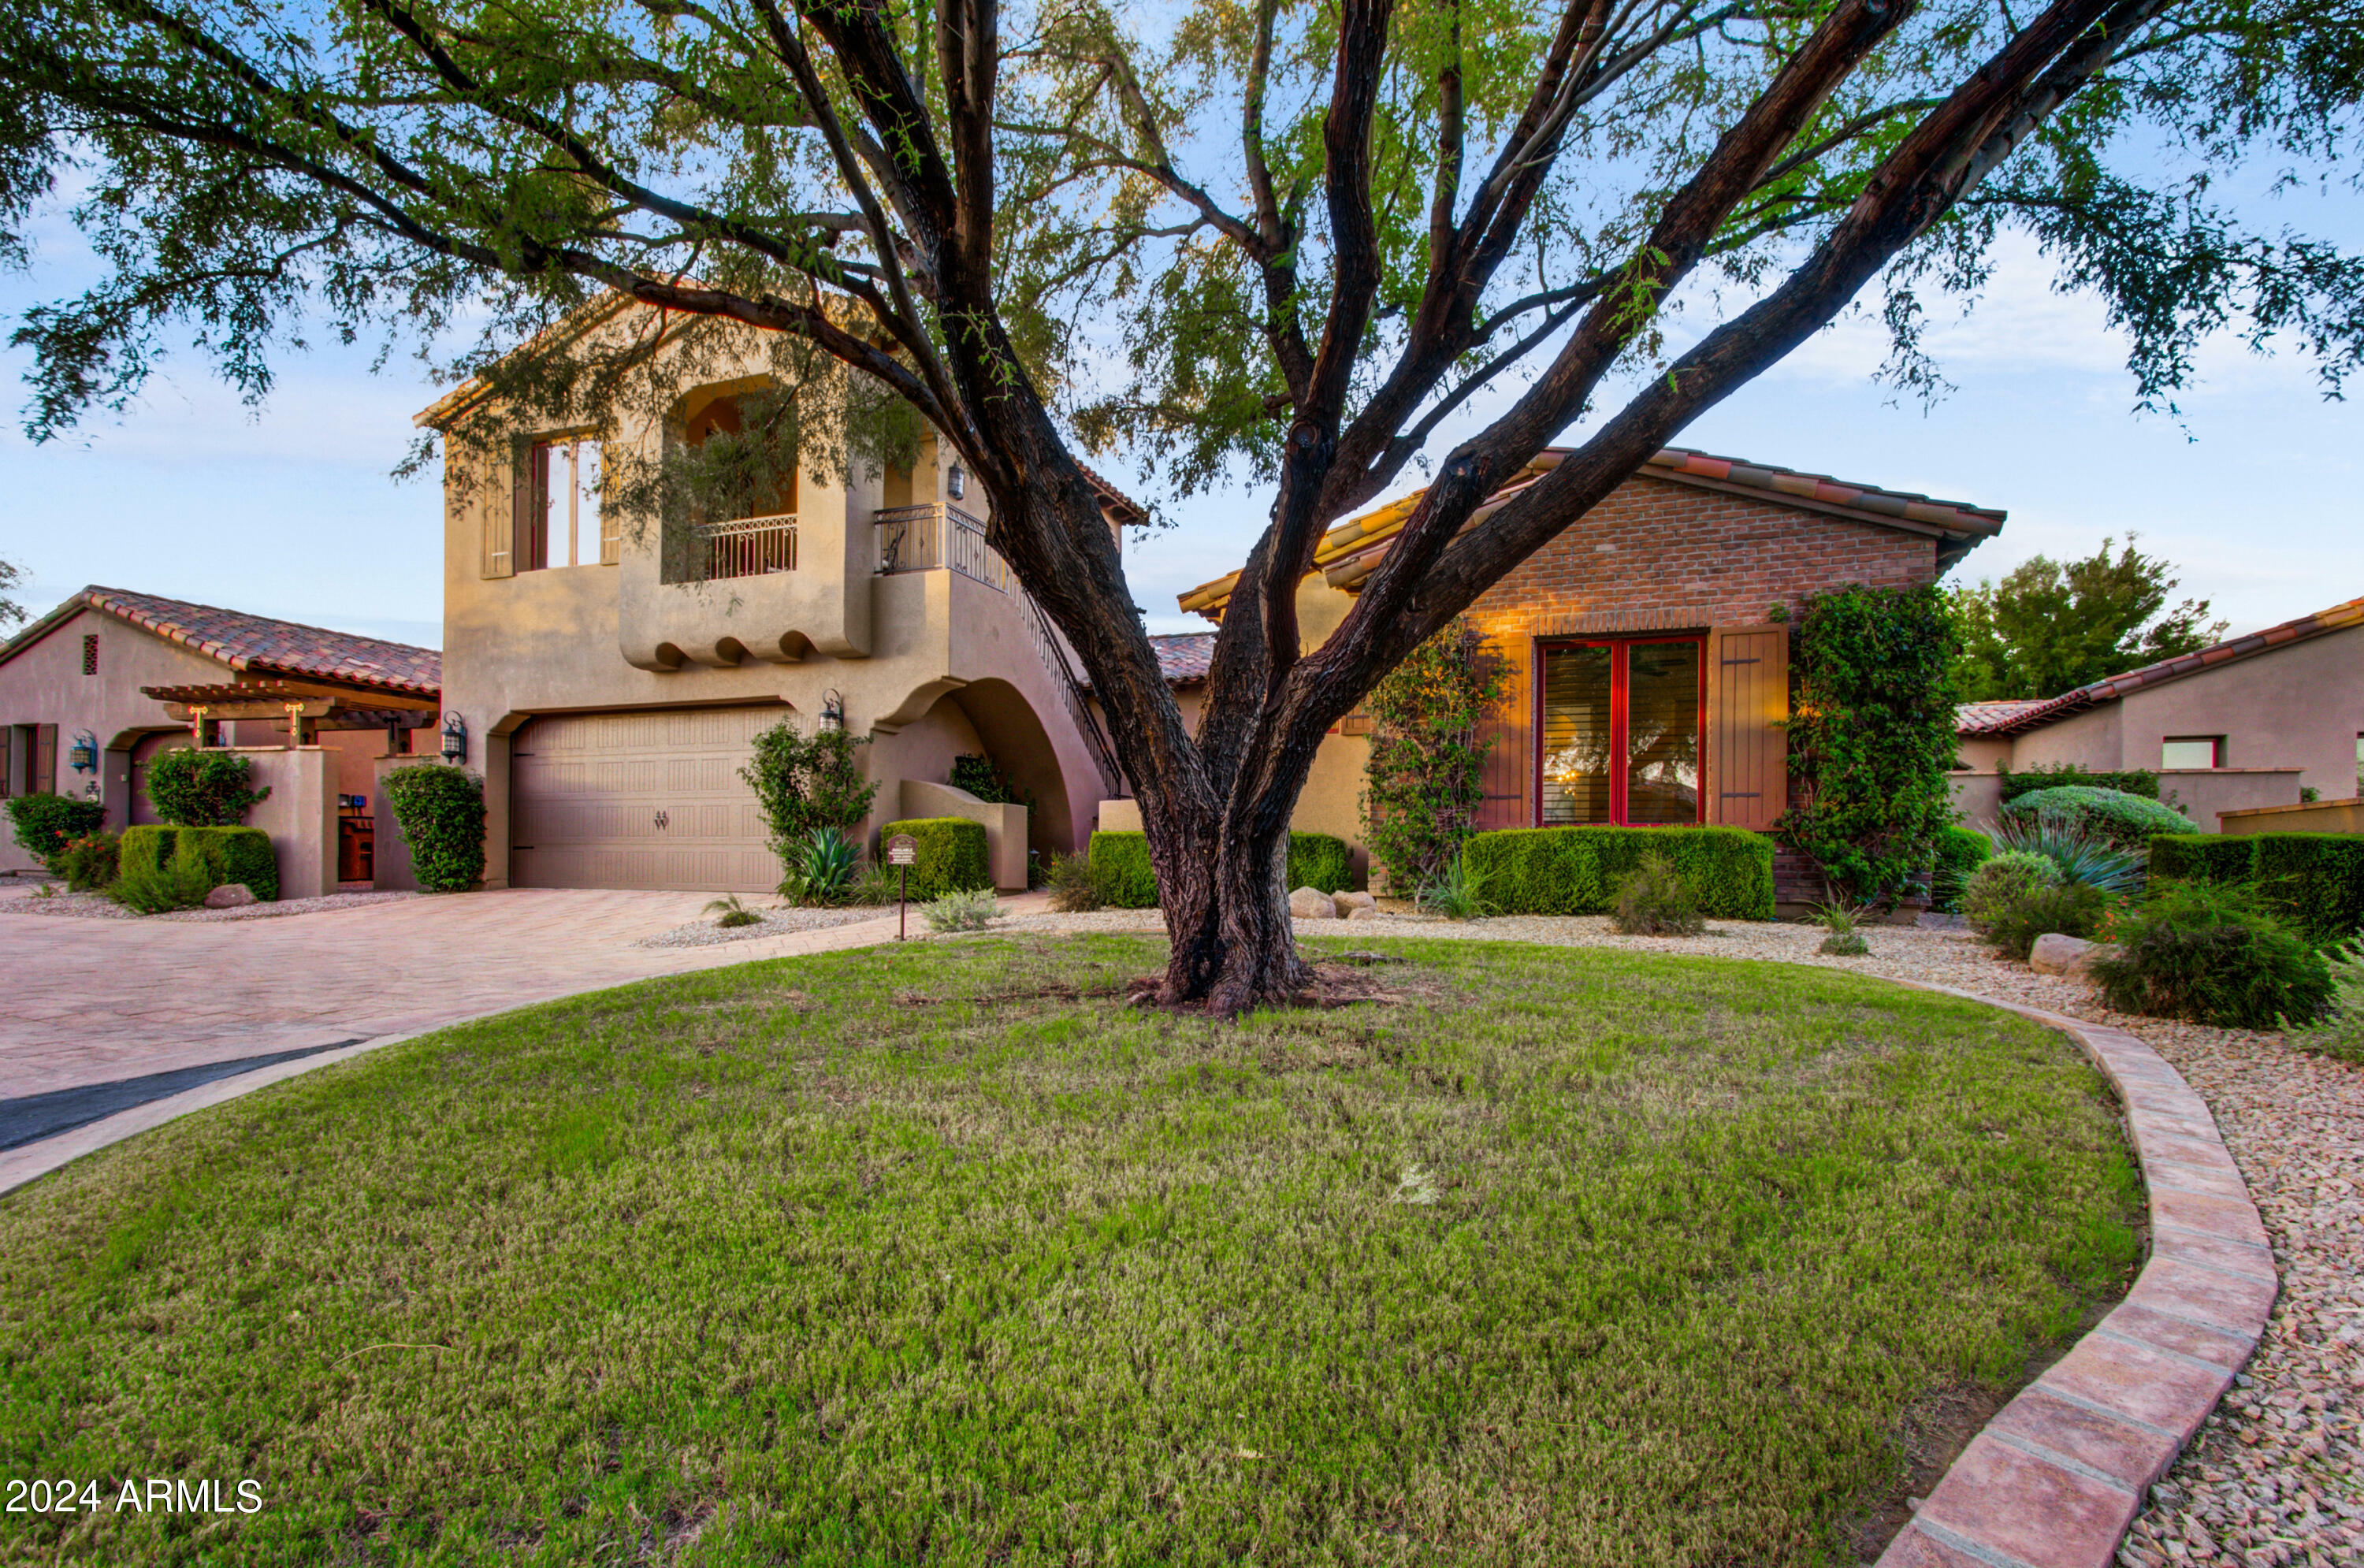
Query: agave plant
1987,810,2146,896
779,827,861,905
1810,898,1872,957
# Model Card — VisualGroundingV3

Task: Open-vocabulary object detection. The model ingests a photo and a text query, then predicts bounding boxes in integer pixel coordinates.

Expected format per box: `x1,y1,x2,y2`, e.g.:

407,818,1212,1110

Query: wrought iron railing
693,514,797,580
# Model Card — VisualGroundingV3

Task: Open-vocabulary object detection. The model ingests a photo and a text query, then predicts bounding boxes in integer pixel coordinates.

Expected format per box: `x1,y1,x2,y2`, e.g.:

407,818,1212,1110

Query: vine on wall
1360,618,1507,895
1777,583,1963,905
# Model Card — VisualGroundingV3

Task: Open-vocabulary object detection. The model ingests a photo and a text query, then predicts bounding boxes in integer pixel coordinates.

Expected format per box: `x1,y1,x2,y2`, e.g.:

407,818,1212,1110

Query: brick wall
1459,475,1944,830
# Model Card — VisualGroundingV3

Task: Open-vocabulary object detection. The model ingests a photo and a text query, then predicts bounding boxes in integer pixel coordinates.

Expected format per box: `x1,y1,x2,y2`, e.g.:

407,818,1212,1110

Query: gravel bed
0,888,419,922
634,905,893,949
986,907,2364,1558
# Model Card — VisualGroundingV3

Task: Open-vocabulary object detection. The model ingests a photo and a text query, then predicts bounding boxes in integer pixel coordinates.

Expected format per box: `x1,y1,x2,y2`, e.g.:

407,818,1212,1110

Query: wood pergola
139,679,440,747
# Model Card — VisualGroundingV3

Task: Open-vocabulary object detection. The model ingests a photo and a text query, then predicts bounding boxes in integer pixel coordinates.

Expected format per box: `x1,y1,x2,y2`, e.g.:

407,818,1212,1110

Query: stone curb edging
1875,983,2277,1568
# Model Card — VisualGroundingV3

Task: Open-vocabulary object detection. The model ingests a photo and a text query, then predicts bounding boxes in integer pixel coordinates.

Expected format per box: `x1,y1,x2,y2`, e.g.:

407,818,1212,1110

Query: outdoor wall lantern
946,462,967,501
440,713,468,765
821,689,846,731
68,730,98,774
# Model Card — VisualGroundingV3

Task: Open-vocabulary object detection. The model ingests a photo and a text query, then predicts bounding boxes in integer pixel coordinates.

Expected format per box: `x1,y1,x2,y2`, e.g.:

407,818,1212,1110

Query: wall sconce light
821,689,846,731
440,712,468,765
69,730,98,774
946,462,966,501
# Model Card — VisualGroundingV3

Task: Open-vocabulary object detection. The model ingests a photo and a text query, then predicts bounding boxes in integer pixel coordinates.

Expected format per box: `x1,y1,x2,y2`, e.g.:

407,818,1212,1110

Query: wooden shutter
35,723,58,796
486,442,521,578
1475,637,1532,830
1706,624,1788,830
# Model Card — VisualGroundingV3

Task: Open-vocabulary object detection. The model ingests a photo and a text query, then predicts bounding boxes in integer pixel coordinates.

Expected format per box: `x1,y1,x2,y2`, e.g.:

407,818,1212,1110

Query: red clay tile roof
1179,445,2005,617
1955,698,2054,733
1956,593,2364,738
5,587,440,698
1149,632,1214,687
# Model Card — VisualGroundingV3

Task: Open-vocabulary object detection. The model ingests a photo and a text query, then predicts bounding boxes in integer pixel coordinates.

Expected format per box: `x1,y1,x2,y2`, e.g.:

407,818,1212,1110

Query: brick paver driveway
0,889,916,1101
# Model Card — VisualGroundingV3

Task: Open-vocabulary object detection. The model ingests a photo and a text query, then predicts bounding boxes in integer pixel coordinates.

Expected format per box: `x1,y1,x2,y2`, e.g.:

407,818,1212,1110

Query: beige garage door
511,707,781,891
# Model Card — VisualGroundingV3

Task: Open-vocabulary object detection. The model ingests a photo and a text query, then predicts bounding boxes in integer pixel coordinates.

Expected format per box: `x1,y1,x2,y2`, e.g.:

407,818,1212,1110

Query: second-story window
528,437,604,569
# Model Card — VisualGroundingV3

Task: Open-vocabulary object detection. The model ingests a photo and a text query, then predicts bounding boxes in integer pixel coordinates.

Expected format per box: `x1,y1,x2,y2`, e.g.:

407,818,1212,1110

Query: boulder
2028,932,2117,976
203,882,258,909
1335,890,1377,916
1345,904,1378,920
1288,886,1338,919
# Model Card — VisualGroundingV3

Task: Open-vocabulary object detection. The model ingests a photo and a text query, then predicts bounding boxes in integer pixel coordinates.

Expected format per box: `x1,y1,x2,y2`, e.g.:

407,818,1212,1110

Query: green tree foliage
4,0,2358,1006
741,718,880,870
1360,619,1506,894
0,556,26,630
2,793,106,870
1950,537,2228,700
383,764,487,892
144,747,269,826
1779,584,1963,905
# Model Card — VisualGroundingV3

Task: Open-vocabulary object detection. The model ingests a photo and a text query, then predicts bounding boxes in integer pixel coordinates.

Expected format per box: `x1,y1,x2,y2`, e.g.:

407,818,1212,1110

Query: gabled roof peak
2,587,440,698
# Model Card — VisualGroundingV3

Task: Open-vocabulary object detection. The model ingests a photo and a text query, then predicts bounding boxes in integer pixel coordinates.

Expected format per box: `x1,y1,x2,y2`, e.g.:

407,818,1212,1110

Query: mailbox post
886,834,918,940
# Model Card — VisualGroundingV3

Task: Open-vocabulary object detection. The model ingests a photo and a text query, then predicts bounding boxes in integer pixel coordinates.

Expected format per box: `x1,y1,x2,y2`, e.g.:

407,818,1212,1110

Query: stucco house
1102,447,2006,887
422,299,1139,893
0,587,442,891
1953,593,2364,831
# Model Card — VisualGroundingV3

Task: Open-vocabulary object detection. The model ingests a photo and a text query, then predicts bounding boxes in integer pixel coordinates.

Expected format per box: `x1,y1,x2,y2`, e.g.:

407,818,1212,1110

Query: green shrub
1997,763,2160,803
1999,786,2190,852
1287,834,1352,897
704,894,764,929
1046,850,1121,912
382,764,486,893
120,824,278,901
923,886,1002,932
1360,617,1507,891
742,718,879,870
2150,834,2364,941
1611,853,1705,936
1931,826,1991,911
2092,882,2334,1028
1465,827,1773,919
1983,881,2113,961
883,817,991,898
2290,942,2364,1064
4,793,106,871
949,754,1032,811
59,830,120,890
110,842,221,914
1416,852,1492,920
1962,851,2061,932
1083,831,1354,910
1812,900,1872,956
144,746,270,825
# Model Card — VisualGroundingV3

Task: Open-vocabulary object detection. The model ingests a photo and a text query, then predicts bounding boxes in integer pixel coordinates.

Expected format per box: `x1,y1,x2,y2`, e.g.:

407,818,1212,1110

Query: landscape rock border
1877,983,2276,1568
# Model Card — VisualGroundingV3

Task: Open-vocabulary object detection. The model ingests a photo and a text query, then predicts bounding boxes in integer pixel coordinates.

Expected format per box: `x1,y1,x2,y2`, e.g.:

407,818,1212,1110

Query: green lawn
0,936,2139,1566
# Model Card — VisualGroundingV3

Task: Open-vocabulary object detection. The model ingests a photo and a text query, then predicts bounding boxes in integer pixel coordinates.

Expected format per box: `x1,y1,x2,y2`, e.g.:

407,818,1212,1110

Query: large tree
4,0,2359,1009
1950,535,2228,700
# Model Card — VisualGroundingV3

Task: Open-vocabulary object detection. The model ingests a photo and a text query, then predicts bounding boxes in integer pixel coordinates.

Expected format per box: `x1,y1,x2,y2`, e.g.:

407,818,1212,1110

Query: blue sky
4,234,2358,651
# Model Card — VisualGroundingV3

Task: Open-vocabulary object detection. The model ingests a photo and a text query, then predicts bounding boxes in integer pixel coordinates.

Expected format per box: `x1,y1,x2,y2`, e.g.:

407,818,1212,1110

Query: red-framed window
1537,637,1707,826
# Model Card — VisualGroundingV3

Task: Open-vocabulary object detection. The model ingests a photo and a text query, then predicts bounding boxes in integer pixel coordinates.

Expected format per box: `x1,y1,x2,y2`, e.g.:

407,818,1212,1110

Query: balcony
693,514,797,581
874,503,1008,590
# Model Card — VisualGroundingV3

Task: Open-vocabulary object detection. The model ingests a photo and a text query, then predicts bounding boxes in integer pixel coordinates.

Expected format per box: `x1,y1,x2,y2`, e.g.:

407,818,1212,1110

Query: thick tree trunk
1152,809,1310,1014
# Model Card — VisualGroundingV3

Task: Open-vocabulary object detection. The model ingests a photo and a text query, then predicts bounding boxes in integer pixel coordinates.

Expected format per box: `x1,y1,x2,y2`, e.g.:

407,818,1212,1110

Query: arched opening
950,679,1077,859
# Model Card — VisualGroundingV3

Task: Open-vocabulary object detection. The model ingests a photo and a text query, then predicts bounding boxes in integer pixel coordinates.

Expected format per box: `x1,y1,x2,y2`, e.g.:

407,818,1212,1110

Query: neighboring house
0,587,441,887
1953,593,2364,831
424,299,1139,893
1105,447,2005,884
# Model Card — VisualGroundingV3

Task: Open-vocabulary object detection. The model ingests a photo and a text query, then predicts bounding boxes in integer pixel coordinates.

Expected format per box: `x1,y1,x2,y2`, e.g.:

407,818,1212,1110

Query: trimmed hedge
1997,764,2160,804
383,764,487,893
1934,825,1992,911
882,817,991,898
1465,827,1775,920
121,824,278,901
2152,832,2364,941
3,794,107,871
1084,830,1356,911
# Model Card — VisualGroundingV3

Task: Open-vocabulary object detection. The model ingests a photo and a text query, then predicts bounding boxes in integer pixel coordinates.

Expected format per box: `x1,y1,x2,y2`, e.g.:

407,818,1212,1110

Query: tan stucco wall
1968,623,2364,800
0,606,255,871
437,326,1110,890
235,747,339,900
898,778,1029,890
2221,797,2364,835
